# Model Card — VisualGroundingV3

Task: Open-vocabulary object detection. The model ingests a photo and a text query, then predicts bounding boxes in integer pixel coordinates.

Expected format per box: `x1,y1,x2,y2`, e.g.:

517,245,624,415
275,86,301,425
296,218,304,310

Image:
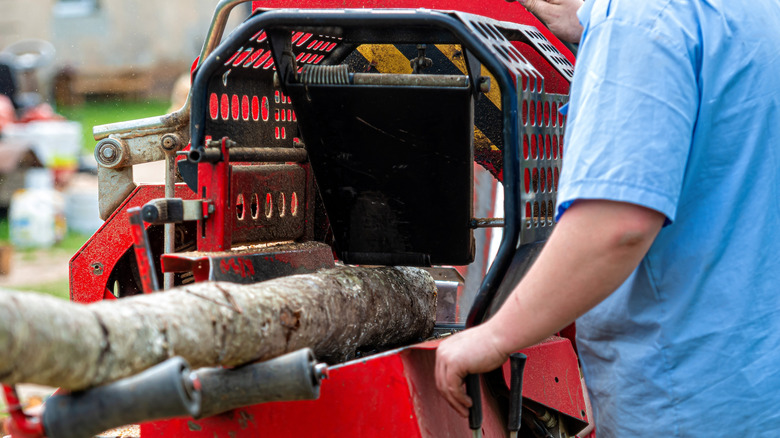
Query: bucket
9,188,66,248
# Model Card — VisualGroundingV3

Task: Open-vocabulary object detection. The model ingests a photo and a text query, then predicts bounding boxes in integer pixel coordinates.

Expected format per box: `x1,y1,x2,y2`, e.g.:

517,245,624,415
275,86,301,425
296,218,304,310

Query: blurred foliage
58,99,170,153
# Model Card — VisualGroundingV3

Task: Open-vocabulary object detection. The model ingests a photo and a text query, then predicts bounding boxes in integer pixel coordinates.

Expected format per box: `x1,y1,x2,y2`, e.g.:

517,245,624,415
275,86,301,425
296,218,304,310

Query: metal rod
470,218,505,228
163,155,176,290
352,73,468,87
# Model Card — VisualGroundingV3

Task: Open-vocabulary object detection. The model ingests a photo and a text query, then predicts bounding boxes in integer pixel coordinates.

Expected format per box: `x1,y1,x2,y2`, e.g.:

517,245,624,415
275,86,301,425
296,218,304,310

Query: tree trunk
0,266,436,391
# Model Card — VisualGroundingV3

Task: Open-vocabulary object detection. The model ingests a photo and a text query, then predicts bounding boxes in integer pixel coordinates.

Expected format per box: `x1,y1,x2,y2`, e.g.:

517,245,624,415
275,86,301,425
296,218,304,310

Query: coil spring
299,64,350,85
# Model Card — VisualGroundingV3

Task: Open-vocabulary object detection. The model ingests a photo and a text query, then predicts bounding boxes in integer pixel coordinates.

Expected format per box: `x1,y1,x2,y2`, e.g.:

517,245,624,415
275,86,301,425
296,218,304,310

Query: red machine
6,1,592,437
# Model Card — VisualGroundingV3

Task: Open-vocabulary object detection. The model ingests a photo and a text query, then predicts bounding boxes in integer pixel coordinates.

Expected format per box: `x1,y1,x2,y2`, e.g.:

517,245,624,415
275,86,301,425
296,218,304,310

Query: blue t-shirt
556,0,780,436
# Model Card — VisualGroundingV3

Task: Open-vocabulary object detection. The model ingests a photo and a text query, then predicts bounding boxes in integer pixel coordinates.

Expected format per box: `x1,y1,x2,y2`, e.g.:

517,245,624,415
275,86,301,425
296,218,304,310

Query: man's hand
434,323,509,417
517,0,584,43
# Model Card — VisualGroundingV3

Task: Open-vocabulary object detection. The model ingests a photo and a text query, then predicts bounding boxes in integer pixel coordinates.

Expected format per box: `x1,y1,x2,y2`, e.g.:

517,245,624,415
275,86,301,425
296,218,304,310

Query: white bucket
3,120,82,167
9,188,66,248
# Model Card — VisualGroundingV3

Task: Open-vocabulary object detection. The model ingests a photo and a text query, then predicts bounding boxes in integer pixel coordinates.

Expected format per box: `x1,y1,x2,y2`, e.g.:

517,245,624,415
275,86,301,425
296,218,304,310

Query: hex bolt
101,148,115,159
161,134,182,152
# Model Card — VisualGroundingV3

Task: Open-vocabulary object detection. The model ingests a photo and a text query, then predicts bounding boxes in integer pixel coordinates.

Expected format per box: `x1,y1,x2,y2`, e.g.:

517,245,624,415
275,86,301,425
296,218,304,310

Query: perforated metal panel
204,27,343,148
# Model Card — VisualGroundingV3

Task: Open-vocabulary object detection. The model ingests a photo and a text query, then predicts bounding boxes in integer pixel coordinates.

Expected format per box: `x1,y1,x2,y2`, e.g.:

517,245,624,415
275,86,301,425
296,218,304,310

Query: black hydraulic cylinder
42,357,200,438
194,348,324,419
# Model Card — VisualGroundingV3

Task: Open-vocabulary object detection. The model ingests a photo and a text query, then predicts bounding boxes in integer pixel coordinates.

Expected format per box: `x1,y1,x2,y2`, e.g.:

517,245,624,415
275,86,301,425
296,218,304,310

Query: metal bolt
90,262,104,276
101,148,115,159
479,77,491,93
161,134,182,152
314,363,329,381
208,204,215,214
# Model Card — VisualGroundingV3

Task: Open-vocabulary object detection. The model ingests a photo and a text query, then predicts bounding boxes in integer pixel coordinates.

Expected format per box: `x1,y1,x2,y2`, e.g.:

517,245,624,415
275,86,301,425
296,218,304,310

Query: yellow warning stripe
356,45,413,74
435,44,502,110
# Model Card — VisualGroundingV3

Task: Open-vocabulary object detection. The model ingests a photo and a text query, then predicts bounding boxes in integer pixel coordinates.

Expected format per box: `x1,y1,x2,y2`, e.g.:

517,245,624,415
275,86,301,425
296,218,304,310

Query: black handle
508,353,528,432
465,373,482,431
42,357,200,438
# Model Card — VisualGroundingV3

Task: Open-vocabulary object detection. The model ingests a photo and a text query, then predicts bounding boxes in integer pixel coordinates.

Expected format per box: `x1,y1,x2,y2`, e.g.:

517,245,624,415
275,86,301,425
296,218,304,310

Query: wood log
0,266,436,391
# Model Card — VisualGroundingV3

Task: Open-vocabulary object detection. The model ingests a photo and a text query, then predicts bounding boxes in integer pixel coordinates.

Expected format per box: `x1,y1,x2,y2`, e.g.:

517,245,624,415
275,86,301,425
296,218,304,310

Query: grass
12,279,71,300
58,98,171,153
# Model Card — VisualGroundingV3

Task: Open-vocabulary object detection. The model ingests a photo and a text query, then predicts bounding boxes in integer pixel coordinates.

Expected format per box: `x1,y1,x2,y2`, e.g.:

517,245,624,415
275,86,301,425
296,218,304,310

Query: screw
314,363,329,381
90,262,104,276
101,147,115,159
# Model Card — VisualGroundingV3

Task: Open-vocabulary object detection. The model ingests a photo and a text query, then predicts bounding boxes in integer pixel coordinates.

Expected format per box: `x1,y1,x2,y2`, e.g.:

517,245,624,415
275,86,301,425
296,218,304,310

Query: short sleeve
556,0,701,223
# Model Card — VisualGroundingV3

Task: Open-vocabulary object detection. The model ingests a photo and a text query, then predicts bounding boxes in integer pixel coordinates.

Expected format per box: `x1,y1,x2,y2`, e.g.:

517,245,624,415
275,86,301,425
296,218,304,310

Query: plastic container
9,187,66,248
64,174,102,235
2,120,82,168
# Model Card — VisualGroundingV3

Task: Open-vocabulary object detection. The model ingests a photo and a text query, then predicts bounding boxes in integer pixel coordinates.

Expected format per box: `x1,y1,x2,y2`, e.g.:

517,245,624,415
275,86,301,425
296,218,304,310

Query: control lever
42,357,200,438
466,374,482,438
508,353,528,438
128,207,160,293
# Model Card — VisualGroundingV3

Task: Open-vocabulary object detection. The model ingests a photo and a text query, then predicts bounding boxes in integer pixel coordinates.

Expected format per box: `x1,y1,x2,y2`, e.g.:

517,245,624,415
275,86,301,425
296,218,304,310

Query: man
435,0,780,435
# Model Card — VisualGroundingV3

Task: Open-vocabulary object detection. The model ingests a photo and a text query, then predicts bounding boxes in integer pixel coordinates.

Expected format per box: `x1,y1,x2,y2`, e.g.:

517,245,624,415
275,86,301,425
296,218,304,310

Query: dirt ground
0,248,72,288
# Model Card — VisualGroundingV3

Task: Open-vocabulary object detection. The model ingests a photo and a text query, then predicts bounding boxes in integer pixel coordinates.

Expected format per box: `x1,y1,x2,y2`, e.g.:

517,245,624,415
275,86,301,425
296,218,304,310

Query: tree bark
0,266,436,391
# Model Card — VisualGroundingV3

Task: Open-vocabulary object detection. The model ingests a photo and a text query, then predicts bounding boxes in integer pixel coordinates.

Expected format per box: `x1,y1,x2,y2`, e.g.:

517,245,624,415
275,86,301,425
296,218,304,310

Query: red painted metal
144,338,586,437
251,0,575,65
2,385,44,438
69,184,198,304
198,138,232,251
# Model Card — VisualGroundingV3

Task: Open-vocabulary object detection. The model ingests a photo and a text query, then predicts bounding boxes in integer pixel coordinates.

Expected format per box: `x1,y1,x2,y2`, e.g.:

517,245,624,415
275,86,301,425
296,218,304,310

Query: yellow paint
356,45,413,74
435,44,502,110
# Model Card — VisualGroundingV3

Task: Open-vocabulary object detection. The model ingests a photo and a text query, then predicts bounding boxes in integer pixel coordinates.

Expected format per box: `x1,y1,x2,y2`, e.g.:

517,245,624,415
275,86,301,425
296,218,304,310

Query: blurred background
0,0,250,298
0,1,251,425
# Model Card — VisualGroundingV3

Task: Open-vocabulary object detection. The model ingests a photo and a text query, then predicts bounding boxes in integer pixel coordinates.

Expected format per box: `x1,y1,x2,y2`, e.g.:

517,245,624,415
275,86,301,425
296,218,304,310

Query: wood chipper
3,0,591,437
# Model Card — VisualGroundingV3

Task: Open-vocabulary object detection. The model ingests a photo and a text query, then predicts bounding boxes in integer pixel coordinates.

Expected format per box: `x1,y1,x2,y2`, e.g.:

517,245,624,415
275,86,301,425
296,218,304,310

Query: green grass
58,99,171,153
13,279,71,300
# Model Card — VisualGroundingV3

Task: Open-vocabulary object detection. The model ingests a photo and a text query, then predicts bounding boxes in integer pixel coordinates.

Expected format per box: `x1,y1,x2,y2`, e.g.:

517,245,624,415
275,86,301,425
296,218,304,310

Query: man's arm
434,199,665,416
518,0,584,43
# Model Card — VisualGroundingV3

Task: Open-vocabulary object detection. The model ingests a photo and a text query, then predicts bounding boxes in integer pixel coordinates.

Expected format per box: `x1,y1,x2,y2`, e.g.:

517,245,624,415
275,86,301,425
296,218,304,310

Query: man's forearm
484,200,665,353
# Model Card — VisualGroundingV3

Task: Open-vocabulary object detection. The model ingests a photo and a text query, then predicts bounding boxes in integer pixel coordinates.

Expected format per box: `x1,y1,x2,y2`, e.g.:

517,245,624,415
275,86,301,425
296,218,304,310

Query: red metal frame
143,338,587,438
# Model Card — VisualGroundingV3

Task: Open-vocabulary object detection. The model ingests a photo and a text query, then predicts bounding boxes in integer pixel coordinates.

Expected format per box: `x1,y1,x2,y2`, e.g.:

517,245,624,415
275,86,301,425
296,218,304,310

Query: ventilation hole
281,109,286,121
281,127,286,139
313,40,325,50
523,135,529,159
529,100,536,126
291,192,298,216
275,127,280,139
250,193,259,219
559,135,564,158
244,49,263,67
287,109,292,121
532,168,539,193
265,193,273,219
251,96,259,121
209,93,219,120
224,49,241,66
292,111,297,121
547,167,554,192
274,91,280,103
274,109,280,121
540,201,547,226
525,202,532,228
220,94,229,120
253,51,272,68
537,101,543,125
326,42,337,52
230,95,239,120
553,135,559,159
554,376,559,383
257,31,267,42
262,57,274,69
297,33,313,46
523,168,531,194
261,96,269,121
233,49,252,67
545,134,552,159
236,193,245,220
522,100,528,125
548,200,555,225
313,54,325,64
533,201,540,226
296,52,306,62
307,39,319,49
279,193,286,217
531,134,538,159
291,32,304,44
540,168,546,193
554,167,560,191
551,102,558,126
544,101,551,126
250,30,263,41
241,95,249,121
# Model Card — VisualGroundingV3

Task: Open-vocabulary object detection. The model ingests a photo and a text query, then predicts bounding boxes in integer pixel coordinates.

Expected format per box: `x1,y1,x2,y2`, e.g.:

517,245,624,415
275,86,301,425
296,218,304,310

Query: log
0,266,436,391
